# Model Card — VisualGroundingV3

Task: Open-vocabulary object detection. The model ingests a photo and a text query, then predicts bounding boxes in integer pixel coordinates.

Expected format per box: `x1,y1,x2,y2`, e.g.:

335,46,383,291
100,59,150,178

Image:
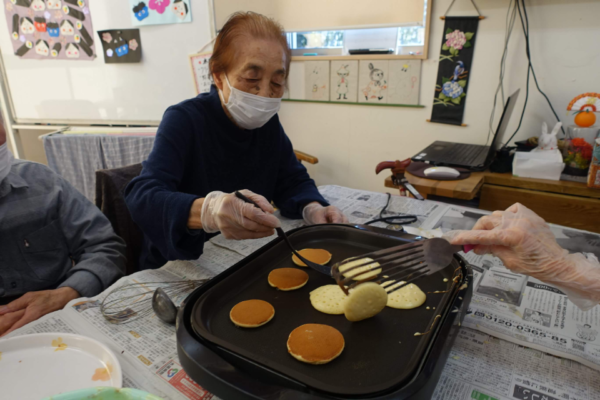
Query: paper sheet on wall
387,60,421,105
358,60,389,103
98,29,142,64
129,0,192,27
4,0,96,60
304,60,329,101
329,60,358,102
189,52,212,95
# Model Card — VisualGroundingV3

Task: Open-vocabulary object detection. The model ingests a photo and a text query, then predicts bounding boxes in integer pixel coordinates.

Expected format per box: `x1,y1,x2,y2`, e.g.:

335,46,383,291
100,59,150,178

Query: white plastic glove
302,202,349,225
201,190,281,240
444,203,600,310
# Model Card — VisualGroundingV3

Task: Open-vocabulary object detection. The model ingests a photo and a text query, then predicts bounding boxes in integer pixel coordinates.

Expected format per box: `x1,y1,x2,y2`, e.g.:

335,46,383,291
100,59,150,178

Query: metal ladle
152,287,178,325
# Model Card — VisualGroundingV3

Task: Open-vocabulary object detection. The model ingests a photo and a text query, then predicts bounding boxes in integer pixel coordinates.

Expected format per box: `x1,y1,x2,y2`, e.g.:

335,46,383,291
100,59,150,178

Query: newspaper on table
5,185,600,399
433,327,600,400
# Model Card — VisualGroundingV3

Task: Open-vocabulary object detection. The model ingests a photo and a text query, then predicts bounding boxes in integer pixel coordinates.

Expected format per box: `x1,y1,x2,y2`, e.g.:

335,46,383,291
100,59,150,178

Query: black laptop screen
490,89,520,151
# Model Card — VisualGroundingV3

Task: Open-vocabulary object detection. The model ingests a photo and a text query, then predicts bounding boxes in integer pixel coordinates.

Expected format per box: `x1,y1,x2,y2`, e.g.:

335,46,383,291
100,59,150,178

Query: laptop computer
412,89,520,171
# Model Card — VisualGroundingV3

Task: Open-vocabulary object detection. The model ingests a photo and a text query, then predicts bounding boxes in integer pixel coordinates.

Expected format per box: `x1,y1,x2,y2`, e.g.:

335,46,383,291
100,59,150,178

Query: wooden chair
294,150,318,165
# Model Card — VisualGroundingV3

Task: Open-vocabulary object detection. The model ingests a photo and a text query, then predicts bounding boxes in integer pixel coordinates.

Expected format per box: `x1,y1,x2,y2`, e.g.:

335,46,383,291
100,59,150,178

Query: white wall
279,0,600,193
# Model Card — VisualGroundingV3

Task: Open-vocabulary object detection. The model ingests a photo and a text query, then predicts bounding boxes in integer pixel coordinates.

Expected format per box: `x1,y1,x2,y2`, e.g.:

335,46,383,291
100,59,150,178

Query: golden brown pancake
291,249,332,267
287,324,345,364
268,268,309,291
230,300,275,328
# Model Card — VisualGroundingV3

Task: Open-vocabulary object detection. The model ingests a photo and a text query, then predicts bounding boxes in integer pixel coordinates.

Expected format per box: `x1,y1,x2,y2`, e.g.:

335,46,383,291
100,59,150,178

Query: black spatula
234,191,332,276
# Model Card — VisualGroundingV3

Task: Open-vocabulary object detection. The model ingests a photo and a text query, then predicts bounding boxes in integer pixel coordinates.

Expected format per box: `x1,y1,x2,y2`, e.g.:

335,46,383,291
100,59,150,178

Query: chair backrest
95,164,143,276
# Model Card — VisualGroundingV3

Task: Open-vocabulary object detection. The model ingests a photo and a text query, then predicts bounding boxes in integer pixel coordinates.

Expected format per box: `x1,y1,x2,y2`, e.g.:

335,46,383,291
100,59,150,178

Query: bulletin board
0,0,213,124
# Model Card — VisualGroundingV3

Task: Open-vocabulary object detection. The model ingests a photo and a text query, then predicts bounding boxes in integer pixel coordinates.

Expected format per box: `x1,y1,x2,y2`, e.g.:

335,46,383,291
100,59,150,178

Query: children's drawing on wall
304,61,329,101
329,60,358,102
97,29,142,64
129,0,192,27
387,60,421,105
335,65,350,100
358,61,388,103
4,0,96,60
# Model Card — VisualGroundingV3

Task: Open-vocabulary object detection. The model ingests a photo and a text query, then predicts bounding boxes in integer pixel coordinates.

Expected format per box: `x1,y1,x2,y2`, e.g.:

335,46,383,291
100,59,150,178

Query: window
287,31,344,49
397,26,424,46
287,26,424,56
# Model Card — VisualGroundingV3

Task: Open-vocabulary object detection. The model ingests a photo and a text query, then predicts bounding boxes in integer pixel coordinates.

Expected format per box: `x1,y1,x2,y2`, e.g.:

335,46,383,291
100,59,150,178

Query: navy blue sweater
125,86,327,269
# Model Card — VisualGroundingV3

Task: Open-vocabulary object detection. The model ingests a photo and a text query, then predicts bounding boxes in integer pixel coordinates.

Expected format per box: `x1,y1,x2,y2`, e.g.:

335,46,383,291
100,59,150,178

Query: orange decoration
575,110,596,128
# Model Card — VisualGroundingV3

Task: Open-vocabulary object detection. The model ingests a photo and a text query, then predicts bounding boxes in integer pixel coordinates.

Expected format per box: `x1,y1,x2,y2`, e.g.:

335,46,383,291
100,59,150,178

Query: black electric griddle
177,224,472,399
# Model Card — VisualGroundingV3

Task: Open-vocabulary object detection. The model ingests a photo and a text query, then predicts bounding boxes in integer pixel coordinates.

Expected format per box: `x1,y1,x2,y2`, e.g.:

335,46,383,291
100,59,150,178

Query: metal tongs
234,191,332,276
331,238,472,295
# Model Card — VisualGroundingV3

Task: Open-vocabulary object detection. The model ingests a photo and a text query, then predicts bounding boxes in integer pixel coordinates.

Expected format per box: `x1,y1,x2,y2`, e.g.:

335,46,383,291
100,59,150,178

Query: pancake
268,268,309,291
287,323,345,364
386,283,426,309
338,257,381,280
230,299,275,328
343,282,388,322
309,284,347,315
291,249,332,267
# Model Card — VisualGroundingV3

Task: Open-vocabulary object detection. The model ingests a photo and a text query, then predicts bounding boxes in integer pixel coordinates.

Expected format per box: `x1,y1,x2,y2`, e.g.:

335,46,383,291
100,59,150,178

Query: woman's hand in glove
303,202,348,225
199,190,280,240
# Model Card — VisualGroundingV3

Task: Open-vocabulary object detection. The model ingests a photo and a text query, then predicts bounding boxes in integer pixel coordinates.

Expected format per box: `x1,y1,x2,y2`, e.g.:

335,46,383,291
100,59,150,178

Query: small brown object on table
385,172,600,234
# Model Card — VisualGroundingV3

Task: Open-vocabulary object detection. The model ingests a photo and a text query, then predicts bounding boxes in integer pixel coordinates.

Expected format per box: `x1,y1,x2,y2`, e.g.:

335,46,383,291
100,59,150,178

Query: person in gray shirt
0,124,126,336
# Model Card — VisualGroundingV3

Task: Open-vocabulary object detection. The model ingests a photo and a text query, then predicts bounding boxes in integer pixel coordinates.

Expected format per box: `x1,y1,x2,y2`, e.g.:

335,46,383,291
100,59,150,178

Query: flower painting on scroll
434,61,468,106
440,29,474,62
429,17,480,126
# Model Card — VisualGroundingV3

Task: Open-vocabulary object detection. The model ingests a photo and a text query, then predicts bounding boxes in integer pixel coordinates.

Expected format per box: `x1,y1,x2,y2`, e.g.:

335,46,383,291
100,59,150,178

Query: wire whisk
100,279,207,324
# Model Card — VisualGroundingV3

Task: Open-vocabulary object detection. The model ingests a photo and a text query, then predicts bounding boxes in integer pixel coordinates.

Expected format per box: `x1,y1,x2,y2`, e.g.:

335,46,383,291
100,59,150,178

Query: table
7,185,600,400
385,172,600,233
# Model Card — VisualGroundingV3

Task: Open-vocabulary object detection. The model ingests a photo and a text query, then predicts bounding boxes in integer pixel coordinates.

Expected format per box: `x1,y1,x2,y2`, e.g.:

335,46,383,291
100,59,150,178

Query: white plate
0,332,122,400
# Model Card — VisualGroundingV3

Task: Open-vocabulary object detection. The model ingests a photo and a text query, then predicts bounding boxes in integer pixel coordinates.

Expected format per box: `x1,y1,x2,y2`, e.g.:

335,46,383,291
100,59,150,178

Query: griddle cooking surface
191,226,460,397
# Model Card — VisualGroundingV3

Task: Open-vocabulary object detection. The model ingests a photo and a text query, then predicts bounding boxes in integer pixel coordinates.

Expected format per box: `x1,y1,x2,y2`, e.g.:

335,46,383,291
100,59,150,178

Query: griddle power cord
364,193,419,226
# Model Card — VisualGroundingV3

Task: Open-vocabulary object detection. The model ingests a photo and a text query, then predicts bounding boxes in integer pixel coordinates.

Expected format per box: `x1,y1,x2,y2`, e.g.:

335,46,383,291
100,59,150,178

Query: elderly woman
446,203,600,310
125,12,346,269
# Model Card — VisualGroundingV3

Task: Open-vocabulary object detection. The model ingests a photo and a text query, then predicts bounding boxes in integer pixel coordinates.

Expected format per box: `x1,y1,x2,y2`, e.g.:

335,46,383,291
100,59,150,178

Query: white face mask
219,75,282,130
0,143,13,183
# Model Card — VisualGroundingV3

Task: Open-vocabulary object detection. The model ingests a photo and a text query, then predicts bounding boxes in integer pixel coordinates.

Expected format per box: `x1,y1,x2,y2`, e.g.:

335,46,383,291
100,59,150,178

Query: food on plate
343,282,388,322
287,323,345,364
291,249,332,267
230,299,275,328
268,268,309,291
310,284,347,315
338,257,381,280
385,283,426,309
